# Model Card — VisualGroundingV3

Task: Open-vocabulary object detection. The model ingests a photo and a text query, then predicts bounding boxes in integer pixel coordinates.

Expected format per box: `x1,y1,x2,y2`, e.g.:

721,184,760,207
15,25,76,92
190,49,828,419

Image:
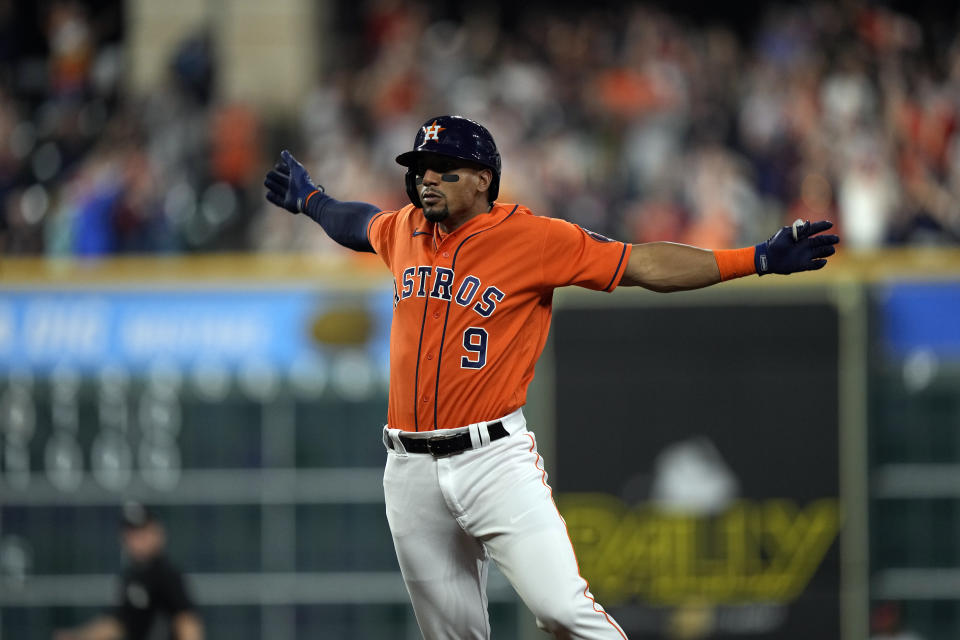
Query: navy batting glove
264,149,322,214
755,220,839,275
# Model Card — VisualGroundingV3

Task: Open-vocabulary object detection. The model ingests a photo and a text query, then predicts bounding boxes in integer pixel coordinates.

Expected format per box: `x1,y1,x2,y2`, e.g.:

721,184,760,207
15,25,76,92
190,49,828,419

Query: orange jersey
367,202,632,431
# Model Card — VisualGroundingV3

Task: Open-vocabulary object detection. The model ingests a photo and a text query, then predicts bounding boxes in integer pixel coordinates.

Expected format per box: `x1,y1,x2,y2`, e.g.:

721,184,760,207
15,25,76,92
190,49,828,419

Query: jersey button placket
426,302,440,426
421,249,448,428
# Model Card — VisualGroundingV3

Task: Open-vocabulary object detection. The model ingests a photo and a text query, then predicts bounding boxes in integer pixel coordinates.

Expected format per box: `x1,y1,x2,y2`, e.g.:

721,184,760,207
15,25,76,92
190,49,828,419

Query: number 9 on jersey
461,328,488,369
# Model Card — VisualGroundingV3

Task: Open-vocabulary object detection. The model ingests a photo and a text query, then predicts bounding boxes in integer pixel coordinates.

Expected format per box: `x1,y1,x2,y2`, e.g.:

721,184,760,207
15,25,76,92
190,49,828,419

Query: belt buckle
426,433,462,458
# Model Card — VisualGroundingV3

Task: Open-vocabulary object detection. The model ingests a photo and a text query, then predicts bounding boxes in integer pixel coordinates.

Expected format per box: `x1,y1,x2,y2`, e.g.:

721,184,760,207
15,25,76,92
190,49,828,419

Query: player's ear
476,168,492,195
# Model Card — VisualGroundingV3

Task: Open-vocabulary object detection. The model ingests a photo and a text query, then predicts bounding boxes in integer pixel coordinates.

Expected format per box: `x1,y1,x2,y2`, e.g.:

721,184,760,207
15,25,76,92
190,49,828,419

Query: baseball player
264,115,838,639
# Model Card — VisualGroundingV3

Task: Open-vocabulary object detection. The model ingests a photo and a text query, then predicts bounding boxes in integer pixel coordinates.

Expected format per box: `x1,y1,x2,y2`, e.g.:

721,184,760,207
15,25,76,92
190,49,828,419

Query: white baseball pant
382,409,626,639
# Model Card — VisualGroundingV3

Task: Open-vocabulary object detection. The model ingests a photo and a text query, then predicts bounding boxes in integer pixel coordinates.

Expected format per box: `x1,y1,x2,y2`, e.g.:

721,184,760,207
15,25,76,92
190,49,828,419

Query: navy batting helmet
395,115,501,207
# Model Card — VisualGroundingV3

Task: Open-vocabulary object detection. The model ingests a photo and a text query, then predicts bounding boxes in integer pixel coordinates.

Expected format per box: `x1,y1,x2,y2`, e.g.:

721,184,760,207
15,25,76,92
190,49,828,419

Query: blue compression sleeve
301,190,378,252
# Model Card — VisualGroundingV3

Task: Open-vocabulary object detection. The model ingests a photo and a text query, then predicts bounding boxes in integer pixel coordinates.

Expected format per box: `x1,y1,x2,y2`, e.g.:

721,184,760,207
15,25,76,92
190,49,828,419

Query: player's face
414,157,491,228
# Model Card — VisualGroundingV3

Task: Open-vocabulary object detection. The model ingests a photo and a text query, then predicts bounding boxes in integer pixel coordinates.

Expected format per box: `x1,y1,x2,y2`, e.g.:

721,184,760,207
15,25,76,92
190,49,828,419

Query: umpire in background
53,502,204,640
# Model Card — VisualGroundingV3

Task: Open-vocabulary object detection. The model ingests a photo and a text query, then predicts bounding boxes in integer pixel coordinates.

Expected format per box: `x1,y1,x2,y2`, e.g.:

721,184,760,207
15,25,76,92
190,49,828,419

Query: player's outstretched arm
619,220,839,292
264,150,380,252
619,241,721,291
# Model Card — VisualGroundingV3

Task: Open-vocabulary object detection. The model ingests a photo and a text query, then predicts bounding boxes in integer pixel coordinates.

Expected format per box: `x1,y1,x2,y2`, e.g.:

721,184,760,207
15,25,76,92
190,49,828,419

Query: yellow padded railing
1,248,959,286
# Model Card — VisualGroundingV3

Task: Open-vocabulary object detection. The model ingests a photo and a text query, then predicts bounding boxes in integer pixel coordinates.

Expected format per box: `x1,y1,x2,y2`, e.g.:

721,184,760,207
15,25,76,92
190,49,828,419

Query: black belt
393,421,508,457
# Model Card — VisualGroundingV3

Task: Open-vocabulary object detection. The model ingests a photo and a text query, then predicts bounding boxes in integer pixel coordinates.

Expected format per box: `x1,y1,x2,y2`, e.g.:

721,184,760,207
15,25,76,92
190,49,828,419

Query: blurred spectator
52,501,204,640
870,601,925,640
1,1,960,256
45,1,94,99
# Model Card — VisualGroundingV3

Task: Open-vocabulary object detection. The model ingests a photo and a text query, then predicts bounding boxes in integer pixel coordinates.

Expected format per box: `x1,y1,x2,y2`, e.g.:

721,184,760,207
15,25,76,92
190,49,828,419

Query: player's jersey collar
431,203,514,247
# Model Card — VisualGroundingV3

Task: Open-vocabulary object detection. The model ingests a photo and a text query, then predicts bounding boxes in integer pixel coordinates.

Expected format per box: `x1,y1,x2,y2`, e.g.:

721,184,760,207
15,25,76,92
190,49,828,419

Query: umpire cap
120,501,156,529
396,115,501,207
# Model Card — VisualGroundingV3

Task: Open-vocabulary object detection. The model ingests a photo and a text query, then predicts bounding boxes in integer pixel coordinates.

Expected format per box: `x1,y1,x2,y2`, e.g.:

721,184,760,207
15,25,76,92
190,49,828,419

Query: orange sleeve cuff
713,247,757,281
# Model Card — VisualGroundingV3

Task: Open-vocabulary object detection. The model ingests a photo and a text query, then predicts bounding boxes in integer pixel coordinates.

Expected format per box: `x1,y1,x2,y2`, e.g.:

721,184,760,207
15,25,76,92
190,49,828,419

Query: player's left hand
755,219,839,275
264,149,322,214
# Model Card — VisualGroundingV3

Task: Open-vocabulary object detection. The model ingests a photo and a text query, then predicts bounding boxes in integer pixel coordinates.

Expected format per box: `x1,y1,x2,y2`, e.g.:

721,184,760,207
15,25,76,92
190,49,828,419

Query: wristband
713,247,757,281
303,189,322,212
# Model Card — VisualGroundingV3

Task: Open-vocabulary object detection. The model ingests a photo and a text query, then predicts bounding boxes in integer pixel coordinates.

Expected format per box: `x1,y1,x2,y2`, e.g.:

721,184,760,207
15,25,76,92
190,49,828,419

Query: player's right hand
264,150,322,214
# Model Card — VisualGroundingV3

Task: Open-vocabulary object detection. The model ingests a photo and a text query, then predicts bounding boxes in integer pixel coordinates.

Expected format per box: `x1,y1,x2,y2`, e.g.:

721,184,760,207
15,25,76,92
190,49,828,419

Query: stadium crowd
1,0,959,256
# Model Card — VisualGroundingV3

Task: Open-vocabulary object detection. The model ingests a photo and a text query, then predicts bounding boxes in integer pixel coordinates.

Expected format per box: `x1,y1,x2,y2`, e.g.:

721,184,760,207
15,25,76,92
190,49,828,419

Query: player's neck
438,202,493,234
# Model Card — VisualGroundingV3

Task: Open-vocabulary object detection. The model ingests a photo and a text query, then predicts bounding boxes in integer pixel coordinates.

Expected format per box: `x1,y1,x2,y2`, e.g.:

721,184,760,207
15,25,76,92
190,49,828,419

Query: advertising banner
0,288,392,374
553,302,841,639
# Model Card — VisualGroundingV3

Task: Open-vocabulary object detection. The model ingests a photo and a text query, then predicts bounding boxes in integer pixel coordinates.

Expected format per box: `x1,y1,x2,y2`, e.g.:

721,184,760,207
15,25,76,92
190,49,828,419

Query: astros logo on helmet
423,120,446,141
